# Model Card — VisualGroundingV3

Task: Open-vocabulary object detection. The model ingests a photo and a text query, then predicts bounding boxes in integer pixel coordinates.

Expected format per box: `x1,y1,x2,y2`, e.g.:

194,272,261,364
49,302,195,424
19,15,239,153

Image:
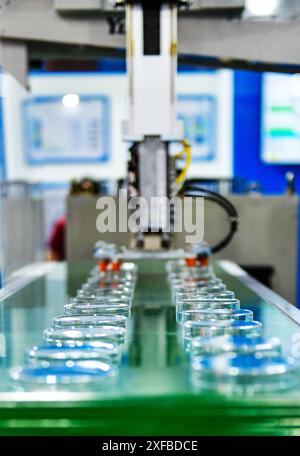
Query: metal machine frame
2,1,300,88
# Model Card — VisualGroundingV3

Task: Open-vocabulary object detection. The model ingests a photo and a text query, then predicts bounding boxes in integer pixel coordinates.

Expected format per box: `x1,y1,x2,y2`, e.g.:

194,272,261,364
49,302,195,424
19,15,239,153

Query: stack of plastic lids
10,242,138,390
166,256,300,395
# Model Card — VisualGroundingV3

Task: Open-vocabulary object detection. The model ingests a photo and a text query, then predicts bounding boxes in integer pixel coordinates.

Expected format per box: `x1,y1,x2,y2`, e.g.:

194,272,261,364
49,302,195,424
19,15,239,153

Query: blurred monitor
177,95,216,162
262,72,300,164
22,95,110,164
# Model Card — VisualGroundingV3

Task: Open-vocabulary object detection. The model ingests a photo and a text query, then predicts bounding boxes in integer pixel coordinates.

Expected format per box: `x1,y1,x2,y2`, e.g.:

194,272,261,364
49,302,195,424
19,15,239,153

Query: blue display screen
22,95,111,165
177,95,216,162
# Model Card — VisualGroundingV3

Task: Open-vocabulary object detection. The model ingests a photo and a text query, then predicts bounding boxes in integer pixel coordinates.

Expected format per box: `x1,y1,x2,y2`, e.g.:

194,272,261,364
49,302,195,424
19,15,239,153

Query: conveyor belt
0,260,300,436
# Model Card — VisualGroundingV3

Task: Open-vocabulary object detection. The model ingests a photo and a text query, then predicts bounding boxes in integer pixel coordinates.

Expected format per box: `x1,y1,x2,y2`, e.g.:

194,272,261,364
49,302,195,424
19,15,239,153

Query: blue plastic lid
20,364,111,377
11,361,118,385
190,335,281,356
27,343,115,352
192,353,298,376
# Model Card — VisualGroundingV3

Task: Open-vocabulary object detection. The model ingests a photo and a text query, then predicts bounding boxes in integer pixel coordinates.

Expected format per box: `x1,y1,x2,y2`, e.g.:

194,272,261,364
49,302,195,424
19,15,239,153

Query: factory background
3,0,300,440
1,61,299,303
3,62,300,192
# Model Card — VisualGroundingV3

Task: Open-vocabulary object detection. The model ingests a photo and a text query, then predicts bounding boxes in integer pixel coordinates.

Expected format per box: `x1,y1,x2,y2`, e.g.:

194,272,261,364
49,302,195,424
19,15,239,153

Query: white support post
123,3,183,141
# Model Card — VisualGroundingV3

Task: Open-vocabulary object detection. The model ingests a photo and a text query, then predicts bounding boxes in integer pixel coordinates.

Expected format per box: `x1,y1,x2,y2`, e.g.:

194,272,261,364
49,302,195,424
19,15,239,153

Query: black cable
184,186,237,216
181,183,239,253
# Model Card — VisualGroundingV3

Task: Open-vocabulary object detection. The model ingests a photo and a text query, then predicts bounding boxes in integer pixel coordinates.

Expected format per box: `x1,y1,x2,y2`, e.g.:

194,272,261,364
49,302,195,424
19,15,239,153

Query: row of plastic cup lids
166,259,300,394
10,263,138,389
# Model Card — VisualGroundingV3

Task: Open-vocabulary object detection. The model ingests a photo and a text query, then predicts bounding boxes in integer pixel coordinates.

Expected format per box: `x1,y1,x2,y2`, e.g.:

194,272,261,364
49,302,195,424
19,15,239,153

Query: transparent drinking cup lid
44,326,126,346
82,281,125,291
25,342,121,366
70,296,132,307
172,277,222,291
204,291,235,300
120,262,138,275
169,270,215,284
191,353,300,394
169,265,214,277
180,308,253,324
53,314,127,329
64,303,131,317
171,280,225,303
183,319,262,342
85,278,135,290
77,288,132,298
199,284,227,294
79,284,134,298
176,299,240,322
10,361,118,388
189,335,282,358
169,273,216,286
89,270,136,283
165,259,186,273
177,296,240,306
175,290,234,305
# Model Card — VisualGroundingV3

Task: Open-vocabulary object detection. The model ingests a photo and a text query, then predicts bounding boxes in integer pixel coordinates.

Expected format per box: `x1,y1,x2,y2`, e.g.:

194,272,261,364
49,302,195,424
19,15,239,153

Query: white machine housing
122,2,183,141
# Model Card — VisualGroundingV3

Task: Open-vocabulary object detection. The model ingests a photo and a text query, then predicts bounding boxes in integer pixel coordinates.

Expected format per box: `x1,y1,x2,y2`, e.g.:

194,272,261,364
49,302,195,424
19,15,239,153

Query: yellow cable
175,139,192,189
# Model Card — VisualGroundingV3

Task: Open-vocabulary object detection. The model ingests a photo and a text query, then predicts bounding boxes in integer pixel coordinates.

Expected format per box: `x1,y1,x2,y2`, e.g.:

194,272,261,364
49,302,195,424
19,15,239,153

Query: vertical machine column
123,1,183,249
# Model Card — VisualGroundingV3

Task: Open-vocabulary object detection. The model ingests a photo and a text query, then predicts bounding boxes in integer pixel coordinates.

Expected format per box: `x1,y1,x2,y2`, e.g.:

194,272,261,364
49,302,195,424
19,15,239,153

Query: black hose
181,183,239,253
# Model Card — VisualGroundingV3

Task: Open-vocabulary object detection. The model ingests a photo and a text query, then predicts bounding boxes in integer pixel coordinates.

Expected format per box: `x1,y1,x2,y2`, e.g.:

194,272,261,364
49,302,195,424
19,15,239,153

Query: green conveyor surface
0,260,300,436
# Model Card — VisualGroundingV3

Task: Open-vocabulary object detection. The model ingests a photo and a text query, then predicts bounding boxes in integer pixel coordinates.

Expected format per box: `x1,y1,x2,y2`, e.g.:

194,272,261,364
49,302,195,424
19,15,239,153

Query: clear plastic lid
25,342,121,366
53,314,127,329
175,290,234,305
80,284,129,296
190,335,282,358
64,303,131,317
77,288,132,298
207,291,235,300
81,281,123,292
178,296,241,306
85,277,135,291
172,278,223,291
88,270,137,285
70,296,107,305
199,284,227,294
169,268,215,283
180,308,254,324
70,295,132,307
44,326,126,346
169,272,215,285
183,319,262,341
169,265,214,276
165,259,188,273
10,361,118,388
171,279,225,302
176,299,240,322
120,262,138,274
191,353,300,394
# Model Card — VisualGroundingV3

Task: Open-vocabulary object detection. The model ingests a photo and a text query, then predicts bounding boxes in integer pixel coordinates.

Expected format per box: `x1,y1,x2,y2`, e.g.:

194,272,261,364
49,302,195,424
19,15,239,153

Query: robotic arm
119,0,186,249
114,0,238,253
